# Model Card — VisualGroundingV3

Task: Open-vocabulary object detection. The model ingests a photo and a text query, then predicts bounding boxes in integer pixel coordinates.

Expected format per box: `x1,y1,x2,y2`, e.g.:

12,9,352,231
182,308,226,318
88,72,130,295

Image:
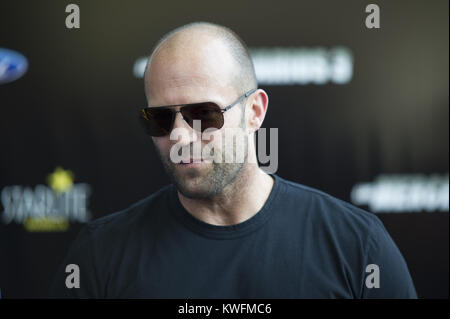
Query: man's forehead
146,63,235,100
147,74,236,106
155,75,227,89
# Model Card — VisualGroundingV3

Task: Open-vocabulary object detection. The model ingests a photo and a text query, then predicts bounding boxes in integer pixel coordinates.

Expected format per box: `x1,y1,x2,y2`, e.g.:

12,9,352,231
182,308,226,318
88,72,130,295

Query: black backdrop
0,0,448,298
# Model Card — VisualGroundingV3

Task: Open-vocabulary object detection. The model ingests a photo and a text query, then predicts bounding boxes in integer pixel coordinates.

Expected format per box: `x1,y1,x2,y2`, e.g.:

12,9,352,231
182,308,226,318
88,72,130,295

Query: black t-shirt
49,174,417,298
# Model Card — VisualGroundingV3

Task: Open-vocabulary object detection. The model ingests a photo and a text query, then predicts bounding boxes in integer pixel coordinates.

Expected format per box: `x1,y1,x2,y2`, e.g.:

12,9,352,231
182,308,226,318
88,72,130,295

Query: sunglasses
139,88,257,137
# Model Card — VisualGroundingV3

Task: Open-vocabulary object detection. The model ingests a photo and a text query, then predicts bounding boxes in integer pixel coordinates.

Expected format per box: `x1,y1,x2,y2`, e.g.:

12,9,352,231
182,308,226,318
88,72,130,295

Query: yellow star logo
47,167,74,193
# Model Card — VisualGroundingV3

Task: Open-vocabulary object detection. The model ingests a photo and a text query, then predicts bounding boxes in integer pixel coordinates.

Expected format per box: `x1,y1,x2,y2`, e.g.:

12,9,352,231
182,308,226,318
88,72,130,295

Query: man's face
145,36,250,199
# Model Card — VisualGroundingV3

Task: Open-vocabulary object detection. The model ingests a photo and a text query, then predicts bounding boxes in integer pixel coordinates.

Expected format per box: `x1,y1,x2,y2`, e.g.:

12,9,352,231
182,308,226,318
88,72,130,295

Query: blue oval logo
0,48,28,84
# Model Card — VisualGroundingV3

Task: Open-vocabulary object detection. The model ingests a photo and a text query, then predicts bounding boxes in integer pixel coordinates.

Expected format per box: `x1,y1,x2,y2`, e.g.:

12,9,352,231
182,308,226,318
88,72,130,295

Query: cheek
221,109,245,133
152,137,171,154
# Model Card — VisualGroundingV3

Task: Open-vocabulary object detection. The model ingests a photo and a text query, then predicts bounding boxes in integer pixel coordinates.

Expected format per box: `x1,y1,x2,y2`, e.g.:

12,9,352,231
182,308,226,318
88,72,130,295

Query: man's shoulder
84,184,173,234
276,175,383,231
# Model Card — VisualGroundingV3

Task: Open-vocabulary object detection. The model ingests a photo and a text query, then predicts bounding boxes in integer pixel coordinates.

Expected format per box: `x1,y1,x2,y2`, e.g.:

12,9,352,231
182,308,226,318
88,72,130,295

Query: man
50,22,417,298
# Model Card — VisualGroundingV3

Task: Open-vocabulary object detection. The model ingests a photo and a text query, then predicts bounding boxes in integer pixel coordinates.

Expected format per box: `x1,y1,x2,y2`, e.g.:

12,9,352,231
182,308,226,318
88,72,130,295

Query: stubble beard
158,136,248,200
156,111,249,199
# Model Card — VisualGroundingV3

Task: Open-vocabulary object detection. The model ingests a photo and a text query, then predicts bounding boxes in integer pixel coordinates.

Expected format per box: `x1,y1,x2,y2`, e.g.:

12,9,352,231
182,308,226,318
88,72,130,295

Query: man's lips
176,158,205,166
185,158,203,163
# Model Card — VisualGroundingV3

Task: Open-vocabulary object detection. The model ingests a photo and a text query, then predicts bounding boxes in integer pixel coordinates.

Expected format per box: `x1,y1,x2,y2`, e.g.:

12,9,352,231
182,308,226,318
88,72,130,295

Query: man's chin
164,160,245,200
173,178,217,199
169,165,213,198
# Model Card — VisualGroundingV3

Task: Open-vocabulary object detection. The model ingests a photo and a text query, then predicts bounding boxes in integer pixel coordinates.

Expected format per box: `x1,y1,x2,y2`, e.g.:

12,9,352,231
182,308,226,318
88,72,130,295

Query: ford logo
0,48,29,84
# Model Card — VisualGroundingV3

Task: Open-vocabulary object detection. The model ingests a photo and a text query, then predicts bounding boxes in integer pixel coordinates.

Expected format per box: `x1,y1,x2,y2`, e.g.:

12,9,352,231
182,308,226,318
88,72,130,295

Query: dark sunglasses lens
140,108,174,137
181,102,224,132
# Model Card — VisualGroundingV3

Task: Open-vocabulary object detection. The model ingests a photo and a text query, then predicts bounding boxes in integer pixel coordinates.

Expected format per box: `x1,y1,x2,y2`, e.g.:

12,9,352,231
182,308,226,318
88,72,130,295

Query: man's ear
246,89,269,133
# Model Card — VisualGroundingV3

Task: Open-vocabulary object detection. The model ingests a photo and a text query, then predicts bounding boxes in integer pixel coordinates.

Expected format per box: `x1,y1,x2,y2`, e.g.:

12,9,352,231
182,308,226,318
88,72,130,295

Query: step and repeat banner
0,0,448,298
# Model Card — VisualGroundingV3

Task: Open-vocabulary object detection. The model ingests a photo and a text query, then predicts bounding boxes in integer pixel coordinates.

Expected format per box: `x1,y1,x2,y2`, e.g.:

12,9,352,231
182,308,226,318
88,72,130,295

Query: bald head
144,22,257,104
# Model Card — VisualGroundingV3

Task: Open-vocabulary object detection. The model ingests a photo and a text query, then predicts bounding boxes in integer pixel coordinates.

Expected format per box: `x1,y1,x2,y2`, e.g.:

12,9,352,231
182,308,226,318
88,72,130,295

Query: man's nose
170,111,200,145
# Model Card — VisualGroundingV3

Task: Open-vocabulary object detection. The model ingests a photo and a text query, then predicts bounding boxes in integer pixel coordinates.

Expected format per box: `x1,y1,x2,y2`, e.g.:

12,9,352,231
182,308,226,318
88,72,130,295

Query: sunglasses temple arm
245,88,258,97
222,88,258,112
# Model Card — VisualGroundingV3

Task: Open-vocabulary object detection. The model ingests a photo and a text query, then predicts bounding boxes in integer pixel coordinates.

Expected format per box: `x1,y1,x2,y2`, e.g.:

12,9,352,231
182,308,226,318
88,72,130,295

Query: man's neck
177,166,274,226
